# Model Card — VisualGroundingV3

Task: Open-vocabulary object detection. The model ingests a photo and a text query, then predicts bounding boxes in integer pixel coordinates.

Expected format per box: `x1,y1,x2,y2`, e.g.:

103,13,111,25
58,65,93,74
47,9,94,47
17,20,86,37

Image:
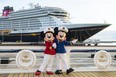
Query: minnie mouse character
55,26,77,74
35,27,56,76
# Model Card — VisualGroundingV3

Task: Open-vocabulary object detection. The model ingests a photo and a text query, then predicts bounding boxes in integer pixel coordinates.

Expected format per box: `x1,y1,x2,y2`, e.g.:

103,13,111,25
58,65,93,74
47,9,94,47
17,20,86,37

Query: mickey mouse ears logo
63,27,65,29
48,28,50,30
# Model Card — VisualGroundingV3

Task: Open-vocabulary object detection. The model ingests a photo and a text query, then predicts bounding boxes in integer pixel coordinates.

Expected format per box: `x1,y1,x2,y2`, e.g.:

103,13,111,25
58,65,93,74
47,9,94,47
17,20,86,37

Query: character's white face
57,31,66,41
44,32,54,42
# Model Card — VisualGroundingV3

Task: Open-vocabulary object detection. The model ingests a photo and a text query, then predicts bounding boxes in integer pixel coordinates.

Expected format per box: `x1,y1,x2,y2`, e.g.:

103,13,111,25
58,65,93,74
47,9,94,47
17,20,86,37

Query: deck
0,46,116,77
0,72,116,77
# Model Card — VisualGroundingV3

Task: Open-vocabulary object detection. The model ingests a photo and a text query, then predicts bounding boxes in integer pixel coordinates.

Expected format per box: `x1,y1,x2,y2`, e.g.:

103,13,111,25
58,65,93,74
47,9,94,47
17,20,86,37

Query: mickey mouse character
55,26,77,74
35,27,56,76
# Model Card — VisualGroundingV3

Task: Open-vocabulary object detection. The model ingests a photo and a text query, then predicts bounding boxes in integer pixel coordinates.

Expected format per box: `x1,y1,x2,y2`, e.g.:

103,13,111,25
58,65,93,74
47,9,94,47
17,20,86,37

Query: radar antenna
103,19,107,24
29,3,34,8
34,3,41,8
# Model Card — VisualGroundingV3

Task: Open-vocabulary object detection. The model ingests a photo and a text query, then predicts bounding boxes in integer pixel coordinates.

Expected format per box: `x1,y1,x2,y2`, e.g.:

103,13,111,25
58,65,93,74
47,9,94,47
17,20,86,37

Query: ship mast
29,3,41,8
29,3,34,8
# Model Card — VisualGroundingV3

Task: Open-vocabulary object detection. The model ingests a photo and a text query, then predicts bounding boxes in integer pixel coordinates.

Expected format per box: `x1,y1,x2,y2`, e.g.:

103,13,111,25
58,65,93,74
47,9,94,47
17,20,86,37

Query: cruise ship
0,5,111,42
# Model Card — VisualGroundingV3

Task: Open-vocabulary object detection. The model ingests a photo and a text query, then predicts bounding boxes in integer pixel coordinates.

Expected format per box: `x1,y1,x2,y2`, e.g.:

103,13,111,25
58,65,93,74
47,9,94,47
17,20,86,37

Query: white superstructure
0,6,71,34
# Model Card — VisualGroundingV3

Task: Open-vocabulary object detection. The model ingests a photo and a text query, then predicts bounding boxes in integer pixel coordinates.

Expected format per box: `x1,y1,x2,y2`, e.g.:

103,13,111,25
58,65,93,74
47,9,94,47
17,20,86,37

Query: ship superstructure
0,5,110,42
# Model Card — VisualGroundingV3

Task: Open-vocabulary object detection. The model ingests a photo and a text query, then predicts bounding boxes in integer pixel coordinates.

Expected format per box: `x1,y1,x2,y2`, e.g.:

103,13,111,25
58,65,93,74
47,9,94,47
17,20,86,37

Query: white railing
0,46,116,73
69,52,116,71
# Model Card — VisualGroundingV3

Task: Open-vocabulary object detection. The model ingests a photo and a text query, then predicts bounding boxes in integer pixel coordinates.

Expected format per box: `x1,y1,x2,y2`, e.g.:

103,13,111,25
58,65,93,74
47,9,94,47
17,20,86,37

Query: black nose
60,35,63,38
48,36,51,38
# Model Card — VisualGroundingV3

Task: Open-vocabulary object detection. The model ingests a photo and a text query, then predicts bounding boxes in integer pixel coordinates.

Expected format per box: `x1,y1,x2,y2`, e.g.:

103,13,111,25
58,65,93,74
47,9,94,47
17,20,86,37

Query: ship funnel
2,6,13,16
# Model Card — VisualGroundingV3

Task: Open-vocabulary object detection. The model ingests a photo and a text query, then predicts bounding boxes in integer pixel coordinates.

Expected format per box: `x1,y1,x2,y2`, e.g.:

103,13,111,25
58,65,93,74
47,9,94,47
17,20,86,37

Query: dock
0,46,116,77
0,72,116,77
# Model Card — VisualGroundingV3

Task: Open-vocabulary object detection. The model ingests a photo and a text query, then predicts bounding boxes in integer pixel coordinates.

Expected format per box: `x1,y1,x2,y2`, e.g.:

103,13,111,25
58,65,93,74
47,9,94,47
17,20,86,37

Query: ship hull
0,24,110,42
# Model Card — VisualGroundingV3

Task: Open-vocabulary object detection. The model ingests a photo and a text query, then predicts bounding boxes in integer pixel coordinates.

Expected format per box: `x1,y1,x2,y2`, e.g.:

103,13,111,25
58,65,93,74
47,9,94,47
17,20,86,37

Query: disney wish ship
0,5,111,42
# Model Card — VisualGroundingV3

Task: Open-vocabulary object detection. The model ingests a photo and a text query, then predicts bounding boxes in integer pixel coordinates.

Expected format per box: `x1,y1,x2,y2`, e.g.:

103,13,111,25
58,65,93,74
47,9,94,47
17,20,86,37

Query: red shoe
35,70,41,75
46,71,53,75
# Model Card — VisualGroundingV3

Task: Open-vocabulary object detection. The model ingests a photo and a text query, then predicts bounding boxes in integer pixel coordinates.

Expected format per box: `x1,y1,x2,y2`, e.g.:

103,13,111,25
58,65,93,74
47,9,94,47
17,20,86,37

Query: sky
0,0,116,41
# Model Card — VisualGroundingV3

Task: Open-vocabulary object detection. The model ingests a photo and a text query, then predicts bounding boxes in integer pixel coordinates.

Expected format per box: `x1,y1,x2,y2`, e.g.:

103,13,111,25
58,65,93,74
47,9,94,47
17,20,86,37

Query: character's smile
47,36,51,39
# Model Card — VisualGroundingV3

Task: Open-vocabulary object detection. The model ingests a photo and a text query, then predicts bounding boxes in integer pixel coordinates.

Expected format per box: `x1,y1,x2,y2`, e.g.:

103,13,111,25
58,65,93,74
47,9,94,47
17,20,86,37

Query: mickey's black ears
54,27,58,36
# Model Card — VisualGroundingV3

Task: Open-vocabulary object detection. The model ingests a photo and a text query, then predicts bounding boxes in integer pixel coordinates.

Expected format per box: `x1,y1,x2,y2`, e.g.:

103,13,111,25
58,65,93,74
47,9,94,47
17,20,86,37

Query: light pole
1,21,4,42
1,31,4,42
20,32,22,42
19,20,22,42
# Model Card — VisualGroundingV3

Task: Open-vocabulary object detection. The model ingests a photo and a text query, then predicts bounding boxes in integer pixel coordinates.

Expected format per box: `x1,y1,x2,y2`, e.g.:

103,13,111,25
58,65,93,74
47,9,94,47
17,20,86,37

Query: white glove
71,39,78,44
52,43,57,49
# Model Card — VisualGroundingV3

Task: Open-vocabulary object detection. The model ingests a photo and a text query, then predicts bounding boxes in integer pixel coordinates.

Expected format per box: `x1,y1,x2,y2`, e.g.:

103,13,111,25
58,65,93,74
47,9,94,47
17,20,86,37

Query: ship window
13,29,17,31
53,12,60,13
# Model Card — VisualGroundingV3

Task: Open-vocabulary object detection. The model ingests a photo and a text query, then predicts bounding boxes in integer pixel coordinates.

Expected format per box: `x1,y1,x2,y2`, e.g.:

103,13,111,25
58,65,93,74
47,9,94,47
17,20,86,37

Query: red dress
44,41,56,55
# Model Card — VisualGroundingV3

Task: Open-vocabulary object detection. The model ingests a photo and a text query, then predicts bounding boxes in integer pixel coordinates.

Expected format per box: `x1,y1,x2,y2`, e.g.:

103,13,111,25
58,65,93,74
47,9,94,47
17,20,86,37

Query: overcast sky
0,0,116,41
